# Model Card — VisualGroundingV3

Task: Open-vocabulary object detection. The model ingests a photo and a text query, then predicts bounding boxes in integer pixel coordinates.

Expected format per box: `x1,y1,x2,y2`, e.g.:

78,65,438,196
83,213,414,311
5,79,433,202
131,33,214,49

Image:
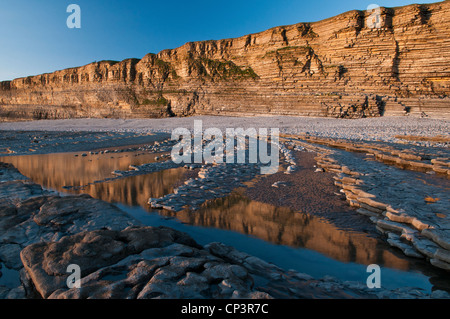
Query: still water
1,150,449,292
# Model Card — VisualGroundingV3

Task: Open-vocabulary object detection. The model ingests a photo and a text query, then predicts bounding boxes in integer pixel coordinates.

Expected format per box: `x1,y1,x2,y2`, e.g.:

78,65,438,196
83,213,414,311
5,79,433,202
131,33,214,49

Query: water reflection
1,151,447,287
74,168,188,207
0,151,184,197
160,192,413,270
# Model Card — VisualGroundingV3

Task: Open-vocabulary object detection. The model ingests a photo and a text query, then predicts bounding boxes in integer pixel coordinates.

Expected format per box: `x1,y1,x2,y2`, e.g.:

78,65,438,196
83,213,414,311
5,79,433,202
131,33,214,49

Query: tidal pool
1,150,449,293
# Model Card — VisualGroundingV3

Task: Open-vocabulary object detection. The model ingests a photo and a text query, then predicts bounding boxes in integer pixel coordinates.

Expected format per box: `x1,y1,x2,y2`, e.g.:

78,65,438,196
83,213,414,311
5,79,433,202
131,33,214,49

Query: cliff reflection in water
0,151,188,205
160,193,413,270
1,151,414,271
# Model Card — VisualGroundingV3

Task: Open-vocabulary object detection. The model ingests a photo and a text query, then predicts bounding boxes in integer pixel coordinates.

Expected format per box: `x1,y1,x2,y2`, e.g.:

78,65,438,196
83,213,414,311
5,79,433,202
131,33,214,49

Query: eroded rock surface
1,161,449,299
18,227,432,300
0,163,141,297
284,136,450,272
1,2,450,120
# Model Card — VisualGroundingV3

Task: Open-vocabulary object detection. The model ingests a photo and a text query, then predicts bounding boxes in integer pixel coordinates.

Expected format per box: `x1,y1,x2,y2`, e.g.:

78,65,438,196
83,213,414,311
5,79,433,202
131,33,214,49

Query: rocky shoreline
1,159,449,299
0,117,449,299
280,135,450,271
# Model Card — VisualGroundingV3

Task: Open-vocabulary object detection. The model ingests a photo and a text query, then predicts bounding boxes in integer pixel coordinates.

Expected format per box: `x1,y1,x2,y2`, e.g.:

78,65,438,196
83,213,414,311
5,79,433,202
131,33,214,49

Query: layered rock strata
281,136,450,271
1,1,450,120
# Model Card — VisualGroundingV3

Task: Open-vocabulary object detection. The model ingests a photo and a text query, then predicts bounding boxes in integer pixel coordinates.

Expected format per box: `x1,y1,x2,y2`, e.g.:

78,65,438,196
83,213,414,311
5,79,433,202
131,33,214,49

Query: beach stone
5,286,26,299
433,248,450,264
0,244,23,270
385,211,431,232
422,229,450,251
387,233,423,259
356,208,380,218
203,264,248,282
376,219,412,234
431,290,450,299
205,242,250,264
411,237,440,258
359,202,384,214
357,197,388,212
430,258,450,271
33,195,133,231
0,181,44,205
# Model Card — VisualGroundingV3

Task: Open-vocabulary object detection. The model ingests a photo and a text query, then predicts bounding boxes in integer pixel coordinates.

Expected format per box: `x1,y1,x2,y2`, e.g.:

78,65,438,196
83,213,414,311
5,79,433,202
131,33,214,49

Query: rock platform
1,162,449,299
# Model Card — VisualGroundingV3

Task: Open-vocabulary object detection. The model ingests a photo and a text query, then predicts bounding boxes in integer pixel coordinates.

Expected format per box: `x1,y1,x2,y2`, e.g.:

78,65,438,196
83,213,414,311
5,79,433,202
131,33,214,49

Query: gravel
0,116,448,145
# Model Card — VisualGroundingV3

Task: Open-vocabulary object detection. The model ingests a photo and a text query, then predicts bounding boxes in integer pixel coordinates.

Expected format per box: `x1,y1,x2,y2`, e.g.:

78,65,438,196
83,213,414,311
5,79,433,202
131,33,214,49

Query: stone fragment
357,197,388,212
386,233,423,258
356,207,380,218
430,258,450,271
422,229,450,251
434,248,450,264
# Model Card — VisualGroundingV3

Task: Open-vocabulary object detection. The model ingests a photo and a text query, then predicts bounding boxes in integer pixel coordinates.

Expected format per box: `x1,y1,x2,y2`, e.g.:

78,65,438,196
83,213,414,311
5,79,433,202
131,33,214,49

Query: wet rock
356,207,380,218
376,219,414,235
430,290,450,299
4,286,26,299
422,229,450,251
385,210,432,232
386,233,423,258
434,248,450,264
411,236,440,259
0,181,44,205
0,244,23,270
0,163,29,182
0,170,144,295
430,258,450,271
21,227,270,299
0,286,9,299
357,198,388,212
20,226,200,298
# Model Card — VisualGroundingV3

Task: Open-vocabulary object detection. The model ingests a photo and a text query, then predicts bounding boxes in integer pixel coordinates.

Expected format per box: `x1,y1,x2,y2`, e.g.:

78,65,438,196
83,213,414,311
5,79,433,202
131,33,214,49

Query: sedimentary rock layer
1,1,450,120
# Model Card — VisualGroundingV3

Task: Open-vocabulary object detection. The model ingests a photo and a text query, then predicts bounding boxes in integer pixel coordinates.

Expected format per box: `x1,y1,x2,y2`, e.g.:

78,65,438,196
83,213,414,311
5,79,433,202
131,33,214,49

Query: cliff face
1,1,450,120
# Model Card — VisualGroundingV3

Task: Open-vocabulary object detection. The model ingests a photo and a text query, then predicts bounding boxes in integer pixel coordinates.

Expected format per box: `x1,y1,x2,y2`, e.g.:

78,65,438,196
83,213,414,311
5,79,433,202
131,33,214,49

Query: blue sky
0,0,442,81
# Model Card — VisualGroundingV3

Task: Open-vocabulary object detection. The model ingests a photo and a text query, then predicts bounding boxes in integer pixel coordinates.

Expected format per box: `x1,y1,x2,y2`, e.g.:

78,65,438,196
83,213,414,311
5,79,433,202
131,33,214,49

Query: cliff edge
1,1,449,120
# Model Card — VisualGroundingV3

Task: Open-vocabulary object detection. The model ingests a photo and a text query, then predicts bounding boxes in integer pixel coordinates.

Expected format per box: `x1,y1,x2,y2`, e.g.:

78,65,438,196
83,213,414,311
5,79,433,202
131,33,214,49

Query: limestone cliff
1,1,449,120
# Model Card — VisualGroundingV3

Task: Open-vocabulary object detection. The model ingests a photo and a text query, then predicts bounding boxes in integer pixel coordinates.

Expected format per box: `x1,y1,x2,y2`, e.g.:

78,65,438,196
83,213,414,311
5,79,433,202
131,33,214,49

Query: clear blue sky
0,0,442,81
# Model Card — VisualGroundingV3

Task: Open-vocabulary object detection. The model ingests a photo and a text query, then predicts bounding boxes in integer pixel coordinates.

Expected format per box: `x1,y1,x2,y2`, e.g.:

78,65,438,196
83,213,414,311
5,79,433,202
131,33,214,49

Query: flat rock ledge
17,227,449,300
281,137,450,272
1,162,449,299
